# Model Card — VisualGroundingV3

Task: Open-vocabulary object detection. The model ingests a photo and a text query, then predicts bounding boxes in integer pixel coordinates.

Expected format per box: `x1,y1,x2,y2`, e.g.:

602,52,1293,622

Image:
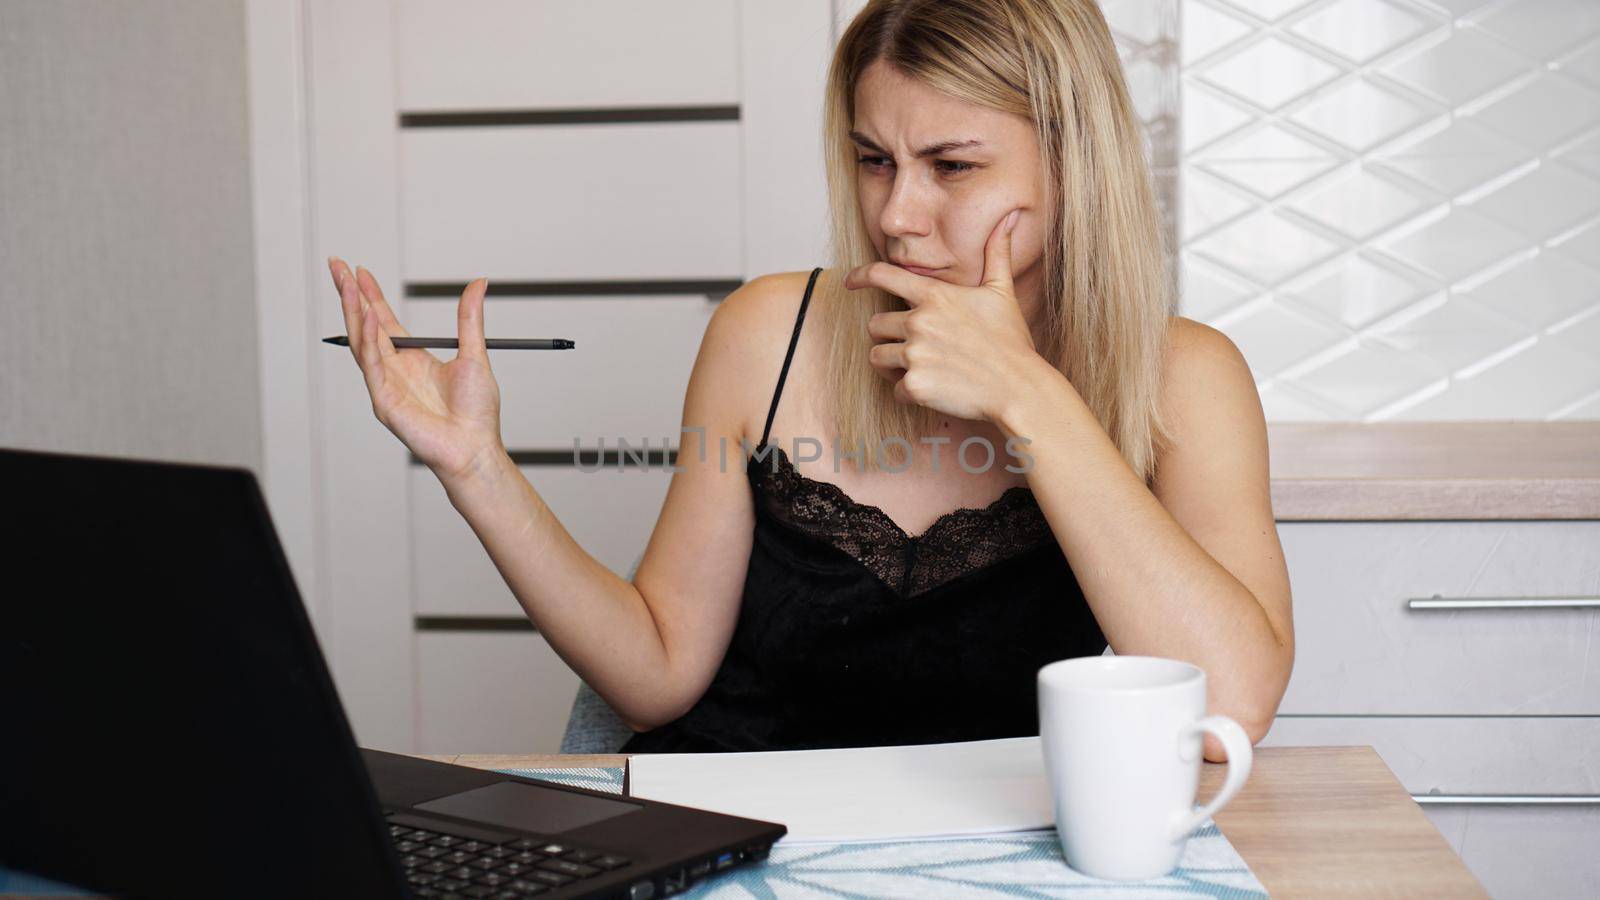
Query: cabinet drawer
411,462,672,617
1278,521,1600,714
396,0,738,111
1261,716,1600,795
416,631,581,755
399,123,741,281
1423,806,1600,900
405,295,715,448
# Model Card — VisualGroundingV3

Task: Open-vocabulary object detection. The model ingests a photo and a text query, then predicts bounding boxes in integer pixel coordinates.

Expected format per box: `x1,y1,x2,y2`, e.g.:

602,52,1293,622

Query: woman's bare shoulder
707,269,823,360
1156,314,1265,469
726,269,826,317
697,269,830,447
1160,315,1252,388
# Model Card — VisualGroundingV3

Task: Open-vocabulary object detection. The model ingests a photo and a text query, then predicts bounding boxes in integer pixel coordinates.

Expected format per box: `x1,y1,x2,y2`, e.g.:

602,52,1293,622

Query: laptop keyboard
389,819,631,898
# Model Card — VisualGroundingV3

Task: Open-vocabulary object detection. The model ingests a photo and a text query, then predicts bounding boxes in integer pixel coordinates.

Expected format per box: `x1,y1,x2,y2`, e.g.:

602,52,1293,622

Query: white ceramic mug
1036,655,1253,881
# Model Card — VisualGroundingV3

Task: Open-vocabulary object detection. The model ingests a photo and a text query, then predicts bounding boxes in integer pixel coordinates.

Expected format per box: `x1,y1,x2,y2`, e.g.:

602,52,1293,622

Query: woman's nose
879,172,935,238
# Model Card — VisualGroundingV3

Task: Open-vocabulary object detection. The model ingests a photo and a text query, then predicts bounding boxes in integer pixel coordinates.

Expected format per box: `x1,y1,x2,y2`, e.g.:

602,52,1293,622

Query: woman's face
851,59,1046,315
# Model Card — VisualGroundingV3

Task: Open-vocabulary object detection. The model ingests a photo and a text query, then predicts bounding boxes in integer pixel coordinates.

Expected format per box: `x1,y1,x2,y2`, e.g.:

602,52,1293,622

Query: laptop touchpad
415,781,643,834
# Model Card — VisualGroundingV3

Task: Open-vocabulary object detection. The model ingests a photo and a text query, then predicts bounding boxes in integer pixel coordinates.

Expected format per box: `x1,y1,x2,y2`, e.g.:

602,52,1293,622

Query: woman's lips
896,264,944,276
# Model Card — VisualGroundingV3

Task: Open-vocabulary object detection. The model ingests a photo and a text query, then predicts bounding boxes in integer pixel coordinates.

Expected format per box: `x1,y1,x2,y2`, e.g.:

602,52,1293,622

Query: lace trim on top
751,444,1055,597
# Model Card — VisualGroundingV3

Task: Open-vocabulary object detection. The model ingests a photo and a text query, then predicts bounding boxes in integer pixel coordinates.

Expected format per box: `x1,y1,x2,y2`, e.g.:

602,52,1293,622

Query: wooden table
422,745,1488,898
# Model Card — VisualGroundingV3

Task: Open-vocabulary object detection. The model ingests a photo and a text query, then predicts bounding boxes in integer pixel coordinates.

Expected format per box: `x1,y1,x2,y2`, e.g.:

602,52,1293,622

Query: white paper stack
625,735,1057,844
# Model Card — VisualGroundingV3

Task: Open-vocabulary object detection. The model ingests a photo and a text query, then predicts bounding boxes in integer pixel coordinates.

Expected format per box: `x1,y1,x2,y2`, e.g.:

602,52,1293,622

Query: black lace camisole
616,267,1107,753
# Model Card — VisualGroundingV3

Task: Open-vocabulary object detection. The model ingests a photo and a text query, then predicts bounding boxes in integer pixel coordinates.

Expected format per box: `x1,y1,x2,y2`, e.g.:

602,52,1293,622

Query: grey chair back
558,679,636,754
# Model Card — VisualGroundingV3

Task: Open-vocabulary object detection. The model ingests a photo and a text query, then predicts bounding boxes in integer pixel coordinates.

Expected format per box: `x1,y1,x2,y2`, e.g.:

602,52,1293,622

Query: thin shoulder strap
759,266,824,448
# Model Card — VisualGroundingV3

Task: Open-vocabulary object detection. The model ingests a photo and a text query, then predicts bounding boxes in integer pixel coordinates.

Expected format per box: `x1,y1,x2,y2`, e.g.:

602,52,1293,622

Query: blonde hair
815,0,1174,484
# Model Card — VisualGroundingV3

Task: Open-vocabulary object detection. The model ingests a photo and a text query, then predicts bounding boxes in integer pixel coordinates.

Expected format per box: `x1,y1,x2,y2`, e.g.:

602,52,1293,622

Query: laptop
0,447,785,899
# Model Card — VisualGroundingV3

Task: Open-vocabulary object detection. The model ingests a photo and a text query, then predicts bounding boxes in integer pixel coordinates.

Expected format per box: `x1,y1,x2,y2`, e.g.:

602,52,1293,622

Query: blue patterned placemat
0,767,1267,898
501,766,1268,899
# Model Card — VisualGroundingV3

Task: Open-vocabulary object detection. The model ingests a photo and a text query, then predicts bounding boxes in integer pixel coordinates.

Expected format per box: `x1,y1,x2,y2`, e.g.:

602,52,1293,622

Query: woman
330,0,1293,761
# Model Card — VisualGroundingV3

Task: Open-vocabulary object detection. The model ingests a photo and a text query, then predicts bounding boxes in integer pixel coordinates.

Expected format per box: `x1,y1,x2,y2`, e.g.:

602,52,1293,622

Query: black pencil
322,336,575,350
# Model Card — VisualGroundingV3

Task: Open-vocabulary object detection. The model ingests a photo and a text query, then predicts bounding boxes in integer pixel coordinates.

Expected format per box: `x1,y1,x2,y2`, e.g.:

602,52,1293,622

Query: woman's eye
855,156,975,176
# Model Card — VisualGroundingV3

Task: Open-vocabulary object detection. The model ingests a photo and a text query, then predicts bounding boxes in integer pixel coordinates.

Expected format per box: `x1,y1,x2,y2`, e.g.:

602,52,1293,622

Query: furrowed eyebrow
849,130,985,158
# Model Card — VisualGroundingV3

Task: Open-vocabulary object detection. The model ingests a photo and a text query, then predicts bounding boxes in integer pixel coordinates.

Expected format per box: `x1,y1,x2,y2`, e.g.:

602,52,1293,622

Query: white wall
0,0,262,470
1180,0,1600,420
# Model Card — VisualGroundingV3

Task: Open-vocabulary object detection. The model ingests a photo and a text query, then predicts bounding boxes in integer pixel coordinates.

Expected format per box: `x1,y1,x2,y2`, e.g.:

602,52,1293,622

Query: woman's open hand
847,208,1044,423
329,257,505,484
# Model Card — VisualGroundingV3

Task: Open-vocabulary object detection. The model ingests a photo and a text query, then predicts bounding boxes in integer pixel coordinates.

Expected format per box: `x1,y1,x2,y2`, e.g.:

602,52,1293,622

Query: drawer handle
1407,595,1600,610
1412,794,1600,805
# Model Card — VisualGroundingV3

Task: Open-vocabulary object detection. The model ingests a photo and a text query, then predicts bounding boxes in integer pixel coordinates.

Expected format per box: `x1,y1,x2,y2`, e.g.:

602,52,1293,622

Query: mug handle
1168,715,1253,842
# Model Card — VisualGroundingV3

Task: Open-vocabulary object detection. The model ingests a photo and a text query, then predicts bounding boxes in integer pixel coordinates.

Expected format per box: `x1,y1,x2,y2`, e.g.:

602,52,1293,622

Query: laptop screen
0,448,406,899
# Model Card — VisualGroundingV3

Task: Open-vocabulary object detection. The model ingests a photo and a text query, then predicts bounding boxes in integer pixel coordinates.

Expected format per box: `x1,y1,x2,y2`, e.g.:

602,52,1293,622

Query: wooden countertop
428,745,1487,898
1268,421,1600,520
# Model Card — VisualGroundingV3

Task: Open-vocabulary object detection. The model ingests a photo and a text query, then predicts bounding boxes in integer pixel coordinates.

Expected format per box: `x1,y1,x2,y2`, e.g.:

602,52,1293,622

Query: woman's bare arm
435,274,793,731
994,317,1293,761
